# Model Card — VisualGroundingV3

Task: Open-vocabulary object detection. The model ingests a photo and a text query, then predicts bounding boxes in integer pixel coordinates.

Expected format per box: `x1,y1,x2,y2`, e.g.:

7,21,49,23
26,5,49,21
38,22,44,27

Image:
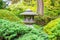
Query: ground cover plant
0,19,48,40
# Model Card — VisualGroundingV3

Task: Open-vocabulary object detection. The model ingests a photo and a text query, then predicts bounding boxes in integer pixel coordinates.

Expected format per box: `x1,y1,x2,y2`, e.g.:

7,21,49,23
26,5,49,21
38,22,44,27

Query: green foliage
14,27,48,40
0,19,32,40
7,0,37,16
23,0,37,12
0,9,22,23
7,2,28,16
36,0,60,25
44,18,60,40
0,0,3,9
33,24,43,29
0,19,48,40
17,31,48,40
44,0,60,18
0,0,6,9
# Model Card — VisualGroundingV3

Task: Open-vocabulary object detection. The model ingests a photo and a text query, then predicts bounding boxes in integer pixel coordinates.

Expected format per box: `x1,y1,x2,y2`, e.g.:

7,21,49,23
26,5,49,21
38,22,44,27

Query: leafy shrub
0,19,48,40
17,27,48,40
0,9,22,23
7,2,28,16
44,0,60,20
44,18,60,40
7,1,37,17
0,19,32,40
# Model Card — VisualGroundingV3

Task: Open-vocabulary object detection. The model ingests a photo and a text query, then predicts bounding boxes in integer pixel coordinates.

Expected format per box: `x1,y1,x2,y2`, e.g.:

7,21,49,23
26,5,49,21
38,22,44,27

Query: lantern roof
20,9,38,16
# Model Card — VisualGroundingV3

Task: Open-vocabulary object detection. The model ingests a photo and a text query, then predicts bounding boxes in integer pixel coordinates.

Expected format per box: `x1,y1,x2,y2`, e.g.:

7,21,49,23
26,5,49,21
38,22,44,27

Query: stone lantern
20,9,38,28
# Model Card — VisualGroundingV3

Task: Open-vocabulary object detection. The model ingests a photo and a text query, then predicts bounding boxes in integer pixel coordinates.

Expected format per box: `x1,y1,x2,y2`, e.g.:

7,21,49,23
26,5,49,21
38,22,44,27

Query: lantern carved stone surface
20,9,37,25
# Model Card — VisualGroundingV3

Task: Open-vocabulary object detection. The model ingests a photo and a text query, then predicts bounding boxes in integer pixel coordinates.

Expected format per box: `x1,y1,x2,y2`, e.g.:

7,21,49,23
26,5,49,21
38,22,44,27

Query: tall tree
37,0,44,16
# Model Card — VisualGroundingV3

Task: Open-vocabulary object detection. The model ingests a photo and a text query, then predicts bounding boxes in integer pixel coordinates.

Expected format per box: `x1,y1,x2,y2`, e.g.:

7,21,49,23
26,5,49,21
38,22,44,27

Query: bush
7,2,28,16
17,27,48,40
0,19,48,40
0,9,22,23
0,19,32,40
44,18,60,40
7,1,37,17
43,0,60,24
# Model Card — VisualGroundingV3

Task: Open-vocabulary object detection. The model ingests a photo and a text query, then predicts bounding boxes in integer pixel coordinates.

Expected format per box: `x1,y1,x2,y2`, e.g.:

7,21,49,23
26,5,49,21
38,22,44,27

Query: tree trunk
37,0,44,16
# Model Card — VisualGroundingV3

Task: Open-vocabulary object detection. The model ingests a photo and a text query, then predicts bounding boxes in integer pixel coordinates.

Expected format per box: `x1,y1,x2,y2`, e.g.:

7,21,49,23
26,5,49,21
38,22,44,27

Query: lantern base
26,24,34,28
24,21,35,24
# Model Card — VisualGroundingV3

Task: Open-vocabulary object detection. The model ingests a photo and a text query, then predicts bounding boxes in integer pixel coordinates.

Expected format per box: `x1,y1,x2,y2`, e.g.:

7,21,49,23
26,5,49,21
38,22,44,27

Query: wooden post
37,0,44,16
